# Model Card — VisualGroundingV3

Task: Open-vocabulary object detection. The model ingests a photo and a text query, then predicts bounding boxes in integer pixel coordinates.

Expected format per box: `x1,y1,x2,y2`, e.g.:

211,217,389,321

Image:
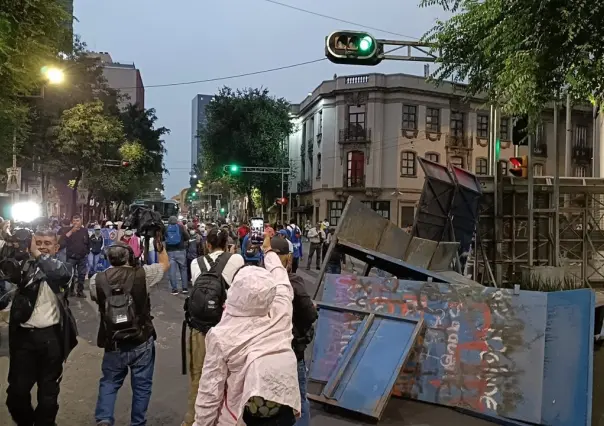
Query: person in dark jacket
323,227,345,274
89,224,104,278
165,215,190,295
270,236,317,426
60,214,90,297
6,229,78,426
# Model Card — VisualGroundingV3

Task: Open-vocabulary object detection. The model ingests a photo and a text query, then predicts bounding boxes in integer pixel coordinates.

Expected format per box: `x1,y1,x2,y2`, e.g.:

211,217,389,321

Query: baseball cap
94,225,101,230
270,236,291,255
277,229,288,237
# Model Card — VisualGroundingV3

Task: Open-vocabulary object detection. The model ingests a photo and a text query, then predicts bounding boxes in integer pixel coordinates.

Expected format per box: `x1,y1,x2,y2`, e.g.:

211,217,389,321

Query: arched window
425,152,440,163
400,151,417,176
347,151,365,187
475,157,488,175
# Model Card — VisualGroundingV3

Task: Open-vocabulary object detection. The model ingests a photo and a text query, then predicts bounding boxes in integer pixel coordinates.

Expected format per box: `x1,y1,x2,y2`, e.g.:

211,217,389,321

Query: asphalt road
0,252,493,426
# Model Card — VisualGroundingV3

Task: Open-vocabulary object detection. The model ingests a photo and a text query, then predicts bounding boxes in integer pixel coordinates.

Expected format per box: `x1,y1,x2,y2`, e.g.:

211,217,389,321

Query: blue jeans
95,337,155,426
325,262,341,274
295,360,310,426
67,256,88,292
168,250,188,291
88,253,101,277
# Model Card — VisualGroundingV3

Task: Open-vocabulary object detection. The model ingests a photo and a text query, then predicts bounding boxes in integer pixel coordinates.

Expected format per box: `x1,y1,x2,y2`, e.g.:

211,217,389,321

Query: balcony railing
532,143,547,157
339,127,372,143
344,175,365,188
297,179,312,193
572,145,593,163
446,134,471,149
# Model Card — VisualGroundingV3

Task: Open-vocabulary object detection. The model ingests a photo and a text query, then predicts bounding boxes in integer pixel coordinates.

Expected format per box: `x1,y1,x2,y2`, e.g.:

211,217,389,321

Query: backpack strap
212,253,232,277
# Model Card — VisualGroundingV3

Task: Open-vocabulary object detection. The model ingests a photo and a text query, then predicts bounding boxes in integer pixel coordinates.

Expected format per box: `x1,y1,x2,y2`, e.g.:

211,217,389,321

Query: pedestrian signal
509,156,528,178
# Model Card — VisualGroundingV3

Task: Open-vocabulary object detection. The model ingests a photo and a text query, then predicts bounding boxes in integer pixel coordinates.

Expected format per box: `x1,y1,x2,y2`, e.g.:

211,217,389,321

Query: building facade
288,73,596,228
89,52,145,110
191,94,213,169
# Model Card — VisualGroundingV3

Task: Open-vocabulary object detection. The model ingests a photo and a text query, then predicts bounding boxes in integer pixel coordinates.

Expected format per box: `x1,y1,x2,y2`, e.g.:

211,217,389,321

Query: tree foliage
200,87,293,214
421,0,604,117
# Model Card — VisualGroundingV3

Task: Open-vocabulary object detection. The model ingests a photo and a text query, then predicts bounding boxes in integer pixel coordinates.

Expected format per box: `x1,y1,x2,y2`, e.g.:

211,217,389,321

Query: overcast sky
74,0,449,198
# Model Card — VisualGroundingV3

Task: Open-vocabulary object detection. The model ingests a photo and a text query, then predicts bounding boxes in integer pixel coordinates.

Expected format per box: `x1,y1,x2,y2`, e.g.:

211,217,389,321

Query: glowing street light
41,66,65,85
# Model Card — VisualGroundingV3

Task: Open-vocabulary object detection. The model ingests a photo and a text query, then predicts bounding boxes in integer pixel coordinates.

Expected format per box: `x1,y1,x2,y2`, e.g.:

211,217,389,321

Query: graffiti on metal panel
324,274,525,416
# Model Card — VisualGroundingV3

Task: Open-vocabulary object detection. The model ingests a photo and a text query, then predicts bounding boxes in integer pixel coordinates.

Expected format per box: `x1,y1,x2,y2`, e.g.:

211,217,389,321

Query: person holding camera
89,238,170,426
5,229,78,426
60,214,90,298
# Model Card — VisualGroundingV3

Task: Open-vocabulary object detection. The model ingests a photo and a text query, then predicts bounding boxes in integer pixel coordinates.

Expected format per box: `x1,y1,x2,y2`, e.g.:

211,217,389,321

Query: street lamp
41,66,65,85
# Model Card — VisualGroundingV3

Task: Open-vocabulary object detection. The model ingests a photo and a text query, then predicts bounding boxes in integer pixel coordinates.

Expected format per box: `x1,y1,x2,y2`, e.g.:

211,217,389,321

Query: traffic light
229,164,239,173
121,161,130,167
276,197,288,205
325,30,383,66
220,207,225,213
512,115,529,146
509,156,528,178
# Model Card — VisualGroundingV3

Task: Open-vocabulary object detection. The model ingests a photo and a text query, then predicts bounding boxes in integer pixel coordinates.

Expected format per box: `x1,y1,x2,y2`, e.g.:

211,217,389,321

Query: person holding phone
61,214,90,297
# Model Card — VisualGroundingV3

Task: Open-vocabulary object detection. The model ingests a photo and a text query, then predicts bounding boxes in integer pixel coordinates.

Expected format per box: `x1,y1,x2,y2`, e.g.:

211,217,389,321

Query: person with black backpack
181,227,244,426
89,240,170,426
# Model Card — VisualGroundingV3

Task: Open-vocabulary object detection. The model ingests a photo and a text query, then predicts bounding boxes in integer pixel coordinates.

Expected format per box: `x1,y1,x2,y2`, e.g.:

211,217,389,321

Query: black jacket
9,255,78,361
289,272,318,361
64,228,90,259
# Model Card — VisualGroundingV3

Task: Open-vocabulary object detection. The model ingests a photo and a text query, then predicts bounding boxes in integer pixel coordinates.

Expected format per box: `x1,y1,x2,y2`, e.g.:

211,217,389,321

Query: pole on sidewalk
553,101,560,266
528,133,534,266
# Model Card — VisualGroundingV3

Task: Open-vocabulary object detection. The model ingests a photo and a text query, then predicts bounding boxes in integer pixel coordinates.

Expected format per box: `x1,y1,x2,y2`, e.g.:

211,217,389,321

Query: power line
261,0,421,40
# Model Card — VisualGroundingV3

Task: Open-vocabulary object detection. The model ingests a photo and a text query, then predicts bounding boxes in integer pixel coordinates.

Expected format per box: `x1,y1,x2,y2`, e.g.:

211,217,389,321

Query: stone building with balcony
287,73,596,227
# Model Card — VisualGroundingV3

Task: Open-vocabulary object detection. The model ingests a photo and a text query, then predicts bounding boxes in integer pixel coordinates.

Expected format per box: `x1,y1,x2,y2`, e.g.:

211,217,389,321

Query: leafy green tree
54,100,124,215
0,0,70,155
200,87,293,217
421,0,604,116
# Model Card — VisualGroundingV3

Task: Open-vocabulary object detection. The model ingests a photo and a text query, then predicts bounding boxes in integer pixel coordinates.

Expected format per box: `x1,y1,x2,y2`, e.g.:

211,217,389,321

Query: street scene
2,0,604,426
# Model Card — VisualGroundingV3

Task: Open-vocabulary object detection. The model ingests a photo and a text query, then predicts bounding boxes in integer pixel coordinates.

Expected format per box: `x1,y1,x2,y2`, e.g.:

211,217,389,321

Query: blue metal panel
311,304,423,420
313,274,594,425
541,289,594,426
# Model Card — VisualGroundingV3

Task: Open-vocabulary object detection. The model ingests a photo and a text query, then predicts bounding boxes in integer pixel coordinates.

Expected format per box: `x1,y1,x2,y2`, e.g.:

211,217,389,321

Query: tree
200,87,293,217
0,0,69,153
421,0,604,117
54,101,124,215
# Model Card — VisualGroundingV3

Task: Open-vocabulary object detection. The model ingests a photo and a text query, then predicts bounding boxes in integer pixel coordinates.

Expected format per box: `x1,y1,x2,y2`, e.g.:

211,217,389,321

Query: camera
123,206,165,240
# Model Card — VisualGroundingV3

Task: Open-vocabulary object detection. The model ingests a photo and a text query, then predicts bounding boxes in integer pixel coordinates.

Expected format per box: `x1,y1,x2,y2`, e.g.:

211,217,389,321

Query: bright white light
12,202,42,223
45,67,65,85
178,215,184,220
192,174,198,179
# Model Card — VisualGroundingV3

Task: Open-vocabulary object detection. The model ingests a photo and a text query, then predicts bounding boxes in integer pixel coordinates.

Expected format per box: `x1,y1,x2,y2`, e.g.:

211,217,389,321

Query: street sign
6,167,21,192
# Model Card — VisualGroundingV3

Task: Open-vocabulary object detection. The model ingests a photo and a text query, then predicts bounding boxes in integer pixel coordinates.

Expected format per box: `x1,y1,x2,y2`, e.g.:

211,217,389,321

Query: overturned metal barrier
311,274,594,425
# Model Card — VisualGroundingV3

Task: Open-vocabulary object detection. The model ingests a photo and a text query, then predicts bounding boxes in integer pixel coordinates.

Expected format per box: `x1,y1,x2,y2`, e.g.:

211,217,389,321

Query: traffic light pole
528,134,534,266
553,101,560,266
223,166,291,224
374,39,437,62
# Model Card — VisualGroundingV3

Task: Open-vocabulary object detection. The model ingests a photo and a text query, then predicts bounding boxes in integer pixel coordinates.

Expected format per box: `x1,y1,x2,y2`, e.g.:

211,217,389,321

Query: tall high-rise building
58,0,74,52
191,94,213,170
88,52,145,110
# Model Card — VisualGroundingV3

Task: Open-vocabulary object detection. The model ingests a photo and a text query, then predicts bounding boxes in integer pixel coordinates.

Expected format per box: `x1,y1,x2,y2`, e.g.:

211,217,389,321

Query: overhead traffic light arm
325,30,437,66
223,166,291,174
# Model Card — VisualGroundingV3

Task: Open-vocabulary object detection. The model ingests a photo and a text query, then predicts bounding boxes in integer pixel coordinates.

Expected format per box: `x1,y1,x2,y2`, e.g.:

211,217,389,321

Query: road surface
0,257,493,425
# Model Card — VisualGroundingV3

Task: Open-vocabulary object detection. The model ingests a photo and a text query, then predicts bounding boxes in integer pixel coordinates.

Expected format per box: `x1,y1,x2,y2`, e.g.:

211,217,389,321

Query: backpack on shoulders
184,253,232,333
166,224,182,246
98,271,143,343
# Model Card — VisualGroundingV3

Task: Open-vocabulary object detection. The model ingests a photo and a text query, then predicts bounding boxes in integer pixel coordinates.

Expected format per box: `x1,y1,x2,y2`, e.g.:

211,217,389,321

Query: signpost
6,167,21,202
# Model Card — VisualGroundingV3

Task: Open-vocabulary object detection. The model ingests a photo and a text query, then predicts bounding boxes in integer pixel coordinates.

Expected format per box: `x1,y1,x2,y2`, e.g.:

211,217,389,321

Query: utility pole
553,101,560,266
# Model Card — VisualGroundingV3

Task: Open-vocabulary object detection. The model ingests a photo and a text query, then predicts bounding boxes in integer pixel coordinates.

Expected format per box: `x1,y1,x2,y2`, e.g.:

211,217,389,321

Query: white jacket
193,251,301,426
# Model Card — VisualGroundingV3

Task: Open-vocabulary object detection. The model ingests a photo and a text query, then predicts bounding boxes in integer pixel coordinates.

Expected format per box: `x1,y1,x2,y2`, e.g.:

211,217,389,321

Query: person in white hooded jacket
193,234,301,426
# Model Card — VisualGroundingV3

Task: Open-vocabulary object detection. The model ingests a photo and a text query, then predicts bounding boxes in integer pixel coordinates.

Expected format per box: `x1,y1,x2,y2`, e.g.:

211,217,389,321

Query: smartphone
250,218,264,244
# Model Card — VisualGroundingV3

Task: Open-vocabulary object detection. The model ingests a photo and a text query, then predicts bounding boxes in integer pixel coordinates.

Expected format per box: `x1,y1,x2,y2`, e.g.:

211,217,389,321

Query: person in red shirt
237,224,249,248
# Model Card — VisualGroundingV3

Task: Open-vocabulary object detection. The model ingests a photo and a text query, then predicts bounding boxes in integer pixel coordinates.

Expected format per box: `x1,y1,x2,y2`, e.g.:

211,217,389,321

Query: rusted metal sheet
309,303,424,420
312,274,594,425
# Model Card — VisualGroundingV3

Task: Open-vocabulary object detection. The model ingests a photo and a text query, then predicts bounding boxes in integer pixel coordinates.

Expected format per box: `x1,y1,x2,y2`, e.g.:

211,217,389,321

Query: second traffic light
325,30,383,66
509,156,528,178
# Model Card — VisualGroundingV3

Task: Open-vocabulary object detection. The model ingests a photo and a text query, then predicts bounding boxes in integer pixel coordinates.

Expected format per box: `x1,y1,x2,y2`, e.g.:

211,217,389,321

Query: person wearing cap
193,234,300,426
277,229,294,254
269,236,317,426
88,224,104,278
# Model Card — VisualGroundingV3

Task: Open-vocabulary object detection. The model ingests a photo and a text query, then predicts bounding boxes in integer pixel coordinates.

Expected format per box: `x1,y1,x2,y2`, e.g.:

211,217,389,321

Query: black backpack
98,273,142,343
185,253,232,333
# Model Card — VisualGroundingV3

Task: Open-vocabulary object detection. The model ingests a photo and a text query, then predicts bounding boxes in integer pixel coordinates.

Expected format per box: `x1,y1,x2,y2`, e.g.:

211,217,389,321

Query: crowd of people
0,211,342,426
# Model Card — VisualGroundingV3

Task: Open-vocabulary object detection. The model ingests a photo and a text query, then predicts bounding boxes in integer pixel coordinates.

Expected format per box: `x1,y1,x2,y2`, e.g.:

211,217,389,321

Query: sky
73,0,449,198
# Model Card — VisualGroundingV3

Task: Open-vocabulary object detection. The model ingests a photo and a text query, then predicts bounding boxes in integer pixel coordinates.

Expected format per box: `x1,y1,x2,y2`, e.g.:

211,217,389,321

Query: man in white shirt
6,229,77,426
306,222,325,270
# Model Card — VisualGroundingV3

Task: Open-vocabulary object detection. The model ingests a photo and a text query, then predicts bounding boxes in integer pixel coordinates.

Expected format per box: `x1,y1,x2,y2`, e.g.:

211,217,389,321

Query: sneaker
181,289,189,295
171,289,179,295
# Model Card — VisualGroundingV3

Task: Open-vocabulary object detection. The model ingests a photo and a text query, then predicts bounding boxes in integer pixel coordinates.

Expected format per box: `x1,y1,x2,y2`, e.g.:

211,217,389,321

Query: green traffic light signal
325,30,382,65
220,207,225,213
495,138,501,161
230,165,239,173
